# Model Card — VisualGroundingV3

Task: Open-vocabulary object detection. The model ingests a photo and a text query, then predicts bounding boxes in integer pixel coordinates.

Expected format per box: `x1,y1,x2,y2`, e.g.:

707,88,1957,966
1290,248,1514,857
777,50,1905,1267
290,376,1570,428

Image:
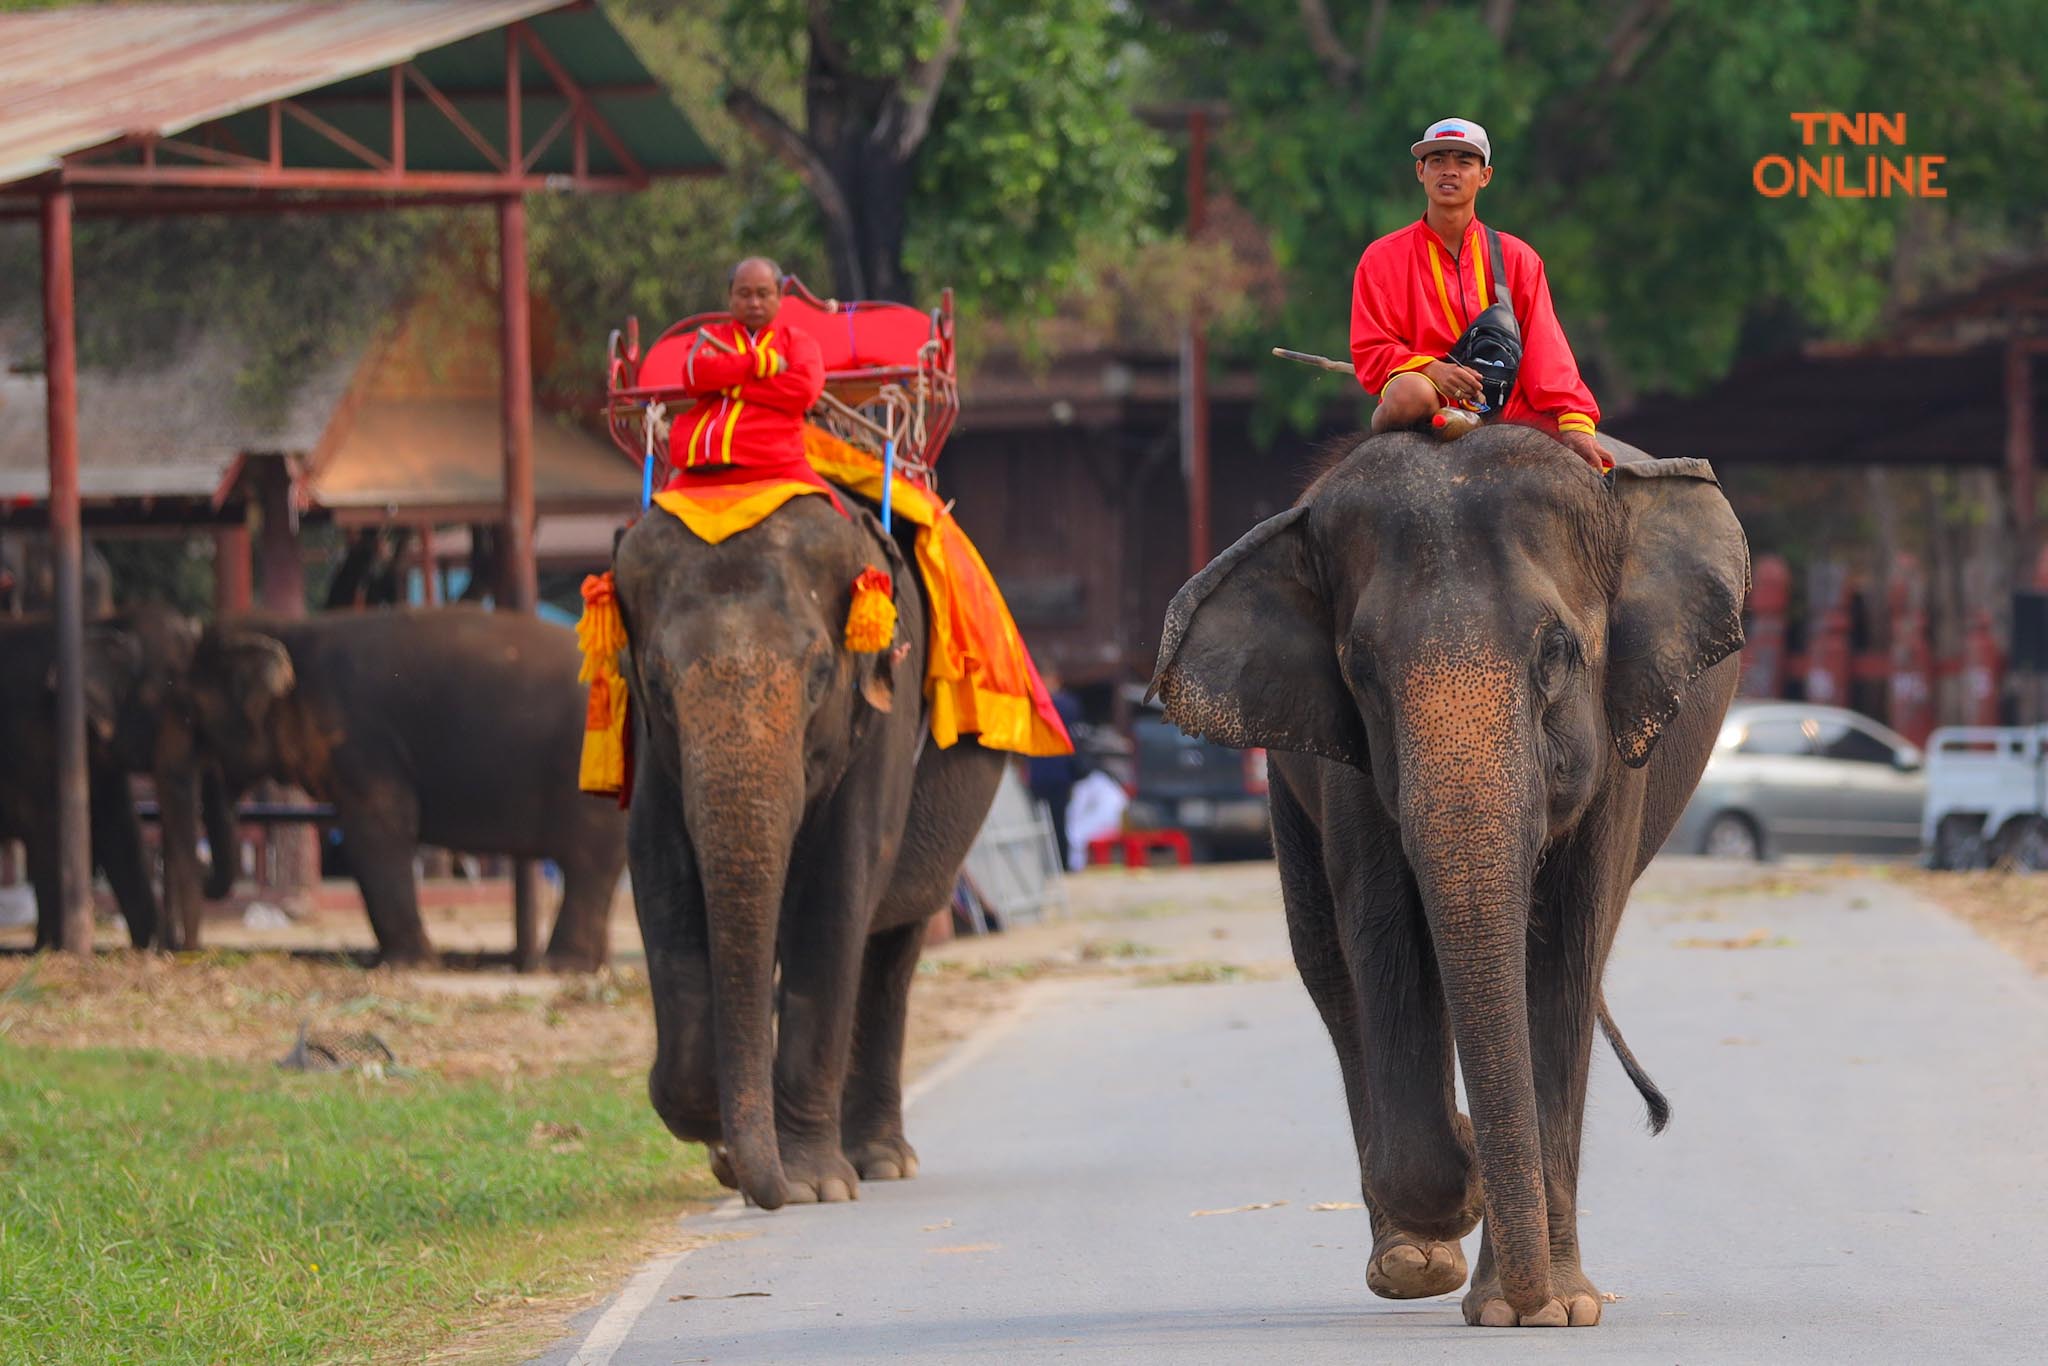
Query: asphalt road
535,860,2046,1364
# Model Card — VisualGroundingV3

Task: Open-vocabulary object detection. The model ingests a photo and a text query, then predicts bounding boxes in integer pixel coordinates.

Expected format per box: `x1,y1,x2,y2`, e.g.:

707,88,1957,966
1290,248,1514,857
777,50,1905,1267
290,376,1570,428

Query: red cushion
773,296,932,373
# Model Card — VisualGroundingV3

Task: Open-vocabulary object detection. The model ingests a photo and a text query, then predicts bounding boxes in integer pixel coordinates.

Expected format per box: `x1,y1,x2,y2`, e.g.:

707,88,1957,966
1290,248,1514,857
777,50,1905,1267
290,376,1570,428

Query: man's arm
729,328,825,415
1507,246,1601,439
680,331,753,396
1349,250,1439,394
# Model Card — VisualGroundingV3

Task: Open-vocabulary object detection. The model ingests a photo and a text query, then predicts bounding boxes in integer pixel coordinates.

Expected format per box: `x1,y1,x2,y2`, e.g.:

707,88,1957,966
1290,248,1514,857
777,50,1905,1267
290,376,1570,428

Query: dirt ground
0,866,1290,1084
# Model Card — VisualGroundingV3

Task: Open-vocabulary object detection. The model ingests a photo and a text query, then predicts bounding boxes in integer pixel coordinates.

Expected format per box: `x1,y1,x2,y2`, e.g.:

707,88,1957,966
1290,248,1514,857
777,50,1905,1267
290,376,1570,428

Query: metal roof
0,1,717,190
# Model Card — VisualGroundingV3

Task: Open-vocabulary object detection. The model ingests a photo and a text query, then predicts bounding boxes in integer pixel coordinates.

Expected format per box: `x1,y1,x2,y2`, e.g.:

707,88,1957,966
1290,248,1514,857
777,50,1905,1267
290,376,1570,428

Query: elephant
180,607,627,969
0,605,237,950
614,494,1005,1210
1151,426,1748,1328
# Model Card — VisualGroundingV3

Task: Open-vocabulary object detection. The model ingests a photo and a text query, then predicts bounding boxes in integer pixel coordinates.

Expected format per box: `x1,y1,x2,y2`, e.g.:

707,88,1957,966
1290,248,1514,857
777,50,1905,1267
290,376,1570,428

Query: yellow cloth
646,425,1074,759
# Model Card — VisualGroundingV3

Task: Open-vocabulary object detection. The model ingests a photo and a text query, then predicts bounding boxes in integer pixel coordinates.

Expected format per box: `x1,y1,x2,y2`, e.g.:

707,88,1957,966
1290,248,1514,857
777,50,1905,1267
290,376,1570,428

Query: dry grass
1881,867,2048,974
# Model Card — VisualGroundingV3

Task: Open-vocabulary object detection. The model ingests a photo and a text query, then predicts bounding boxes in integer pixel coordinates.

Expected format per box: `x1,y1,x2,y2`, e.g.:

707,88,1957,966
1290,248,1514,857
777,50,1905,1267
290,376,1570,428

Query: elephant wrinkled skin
182,608,627,968
1152,427,1748,1327
615,496,1003,1212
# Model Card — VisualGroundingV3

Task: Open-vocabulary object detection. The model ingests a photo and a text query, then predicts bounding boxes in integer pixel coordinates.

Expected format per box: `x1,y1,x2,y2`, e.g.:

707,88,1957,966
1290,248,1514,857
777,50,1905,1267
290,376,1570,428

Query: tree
711,0,1169,305
1143,0,2048,429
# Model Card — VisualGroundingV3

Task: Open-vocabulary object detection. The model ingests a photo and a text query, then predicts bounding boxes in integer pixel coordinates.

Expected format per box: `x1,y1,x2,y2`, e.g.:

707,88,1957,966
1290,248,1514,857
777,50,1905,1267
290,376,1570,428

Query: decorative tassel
576,571,630,795
845,567,896,653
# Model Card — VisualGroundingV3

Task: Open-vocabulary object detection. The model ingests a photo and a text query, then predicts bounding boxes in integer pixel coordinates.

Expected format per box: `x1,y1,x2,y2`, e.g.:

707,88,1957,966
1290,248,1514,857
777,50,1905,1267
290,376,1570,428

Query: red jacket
668,320,826,473
1350,216,1598,437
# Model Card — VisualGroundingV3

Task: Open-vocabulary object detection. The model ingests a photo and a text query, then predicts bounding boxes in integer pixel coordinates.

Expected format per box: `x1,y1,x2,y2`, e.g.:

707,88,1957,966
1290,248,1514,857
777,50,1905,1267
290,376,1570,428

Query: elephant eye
1537,624,1577,690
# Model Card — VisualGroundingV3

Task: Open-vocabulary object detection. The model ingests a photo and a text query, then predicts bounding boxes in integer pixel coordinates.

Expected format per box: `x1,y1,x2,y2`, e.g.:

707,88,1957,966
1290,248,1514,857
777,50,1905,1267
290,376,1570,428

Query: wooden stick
1270,346,1355,375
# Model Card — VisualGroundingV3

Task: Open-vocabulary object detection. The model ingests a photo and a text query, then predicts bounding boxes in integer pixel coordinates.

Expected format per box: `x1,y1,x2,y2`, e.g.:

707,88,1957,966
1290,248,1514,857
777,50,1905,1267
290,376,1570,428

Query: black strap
1485,226,1513,321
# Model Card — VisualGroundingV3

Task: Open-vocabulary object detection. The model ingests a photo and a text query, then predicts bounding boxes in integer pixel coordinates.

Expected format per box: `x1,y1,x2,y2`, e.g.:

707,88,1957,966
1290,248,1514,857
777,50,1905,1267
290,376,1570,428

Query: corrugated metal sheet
0,0,693,187
307,397,638,512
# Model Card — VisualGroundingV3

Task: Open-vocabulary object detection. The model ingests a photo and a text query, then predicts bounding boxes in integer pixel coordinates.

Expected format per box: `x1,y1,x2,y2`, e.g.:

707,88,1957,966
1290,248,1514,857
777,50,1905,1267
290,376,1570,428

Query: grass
0,1046,715,1365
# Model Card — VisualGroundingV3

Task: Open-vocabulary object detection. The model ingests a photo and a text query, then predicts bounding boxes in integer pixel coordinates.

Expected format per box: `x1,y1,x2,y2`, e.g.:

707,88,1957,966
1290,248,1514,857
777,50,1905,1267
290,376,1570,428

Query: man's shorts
1394,365,1486,414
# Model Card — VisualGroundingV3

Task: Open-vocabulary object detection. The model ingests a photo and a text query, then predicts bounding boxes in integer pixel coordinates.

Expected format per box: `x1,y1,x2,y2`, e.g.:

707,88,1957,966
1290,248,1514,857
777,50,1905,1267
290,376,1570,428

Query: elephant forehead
1396,643,1526,792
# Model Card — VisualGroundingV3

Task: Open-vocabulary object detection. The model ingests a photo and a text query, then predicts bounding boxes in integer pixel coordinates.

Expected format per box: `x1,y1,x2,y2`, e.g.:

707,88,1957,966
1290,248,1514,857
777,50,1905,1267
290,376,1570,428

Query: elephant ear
1605,458,1750,767
207,629,296,731
54,625,141,744
1149,505,1368,769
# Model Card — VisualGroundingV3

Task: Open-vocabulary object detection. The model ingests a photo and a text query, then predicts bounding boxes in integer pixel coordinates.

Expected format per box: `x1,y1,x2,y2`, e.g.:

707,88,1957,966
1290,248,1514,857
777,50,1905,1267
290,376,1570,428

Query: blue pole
642,452,654,510
880,438,897,533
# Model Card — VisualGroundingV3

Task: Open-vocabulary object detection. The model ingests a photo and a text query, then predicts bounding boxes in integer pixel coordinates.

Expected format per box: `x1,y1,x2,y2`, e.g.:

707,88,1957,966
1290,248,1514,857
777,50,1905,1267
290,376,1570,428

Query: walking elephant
614,496,1004,1210
0,605,235,950
182,608,627,968
1151,426,1748,1327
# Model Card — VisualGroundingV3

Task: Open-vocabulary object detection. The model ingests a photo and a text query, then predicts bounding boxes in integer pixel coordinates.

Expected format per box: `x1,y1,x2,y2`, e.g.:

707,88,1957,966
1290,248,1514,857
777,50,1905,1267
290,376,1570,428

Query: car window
1736,719,1813,756
1817,723,1898,765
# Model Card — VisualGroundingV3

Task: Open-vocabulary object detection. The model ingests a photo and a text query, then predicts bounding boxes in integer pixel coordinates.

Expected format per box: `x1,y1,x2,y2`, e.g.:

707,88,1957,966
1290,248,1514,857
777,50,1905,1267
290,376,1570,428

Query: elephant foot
376,945,442,970
1365,1229,1467,1300
1462,1261,1601,1328
778,1139,859,1204
708,1143,739,1191
544,949,606,973
845,1134,920,1182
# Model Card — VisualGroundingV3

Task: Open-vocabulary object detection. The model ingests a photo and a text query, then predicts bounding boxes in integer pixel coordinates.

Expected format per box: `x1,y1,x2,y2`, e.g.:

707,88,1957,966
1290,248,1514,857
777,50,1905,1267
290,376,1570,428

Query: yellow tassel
576,571,629,795
845,567,896,653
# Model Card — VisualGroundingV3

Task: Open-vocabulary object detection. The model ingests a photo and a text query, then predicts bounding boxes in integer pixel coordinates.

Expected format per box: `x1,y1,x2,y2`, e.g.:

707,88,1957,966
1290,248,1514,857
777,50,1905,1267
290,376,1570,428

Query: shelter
0,0,717,957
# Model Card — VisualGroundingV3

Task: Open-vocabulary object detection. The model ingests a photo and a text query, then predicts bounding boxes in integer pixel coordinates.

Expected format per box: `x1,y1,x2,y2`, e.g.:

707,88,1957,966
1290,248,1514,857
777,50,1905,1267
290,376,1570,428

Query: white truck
1922,724,2048,869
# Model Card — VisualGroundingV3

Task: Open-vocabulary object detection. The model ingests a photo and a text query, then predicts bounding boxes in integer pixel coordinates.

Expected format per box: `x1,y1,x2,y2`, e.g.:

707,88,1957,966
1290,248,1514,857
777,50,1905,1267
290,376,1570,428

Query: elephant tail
1598,999,1671,1135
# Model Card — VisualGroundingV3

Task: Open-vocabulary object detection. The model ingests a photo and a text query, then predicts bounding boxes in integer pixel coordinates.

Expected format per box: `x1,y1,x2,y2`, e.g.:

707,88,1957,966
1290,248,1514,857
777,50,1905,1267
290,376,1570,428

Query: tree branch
1363,0,1390,69
1598,0,1673,82
722,81,863,288
879,0,968,158
1298,0,1358,84
1483,0,1516,45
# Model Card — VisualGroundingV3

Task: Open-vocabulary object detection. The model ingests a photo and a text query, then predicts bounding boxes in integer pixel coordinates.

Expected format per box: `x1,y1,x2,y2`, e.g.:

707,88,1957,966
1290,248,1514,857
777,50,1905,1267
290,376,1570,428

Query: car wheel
1993,817,2048,872
1702,812,1762,861
1932,814,1989,871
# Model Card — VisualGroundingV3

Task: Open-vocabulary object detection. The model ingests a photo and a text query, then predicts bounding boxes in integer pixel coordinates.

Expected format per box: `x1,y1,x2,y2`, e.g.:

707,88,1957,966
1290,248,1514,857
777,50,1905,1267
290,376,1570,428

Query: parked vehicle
1125,702,1271,860
1665,702,1925,861
1921,725,2048,870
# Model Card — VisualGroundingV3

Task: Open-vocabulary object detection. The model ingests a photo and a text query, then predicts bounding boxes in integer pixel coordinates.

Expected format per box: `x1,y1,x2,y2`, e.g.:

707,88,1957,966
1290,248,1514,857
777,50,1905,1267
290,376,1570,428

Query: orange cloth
648,425,1074,759
1349,216,1600,437
668,319,827,471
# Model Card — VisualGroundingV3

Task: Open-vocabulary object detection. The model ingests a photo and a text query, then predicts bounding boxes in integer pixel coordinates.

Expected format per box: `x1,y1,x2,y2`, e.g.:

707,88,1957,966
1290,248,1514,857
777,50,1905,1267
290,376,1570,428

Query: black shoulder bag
1446,227,1522,413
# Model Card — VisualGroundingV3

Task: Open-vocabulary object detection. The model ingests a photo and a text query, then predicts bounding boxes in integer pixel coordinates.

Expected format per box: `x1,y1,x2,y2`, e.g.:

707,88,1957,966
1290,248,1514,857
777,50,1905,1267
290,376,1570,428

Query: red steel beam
2010,331,2038,572
390,65,406,174
516,22,645,181
405,63,510,173
499,196,538,616
40,189,93,955
57,165,647,193
280,99,391,172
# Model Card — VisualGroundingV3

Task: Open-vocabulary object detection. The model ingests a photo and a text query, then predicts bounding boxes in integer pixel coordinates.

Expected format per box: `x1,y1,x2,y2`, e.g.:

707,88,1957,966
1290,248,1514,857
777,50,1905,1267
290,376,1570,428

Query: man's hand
1559,429,1610,471
1422,360,1486,407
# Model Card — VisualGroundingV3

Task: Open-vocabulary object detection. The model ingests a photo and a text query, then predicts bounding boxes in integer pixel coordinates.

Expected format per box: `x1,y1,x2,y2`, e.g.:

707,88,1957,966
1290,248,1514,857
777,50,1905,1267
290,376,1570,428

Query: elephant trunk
201,767,239,901
672,655,808,1211
1398,649,1552,1319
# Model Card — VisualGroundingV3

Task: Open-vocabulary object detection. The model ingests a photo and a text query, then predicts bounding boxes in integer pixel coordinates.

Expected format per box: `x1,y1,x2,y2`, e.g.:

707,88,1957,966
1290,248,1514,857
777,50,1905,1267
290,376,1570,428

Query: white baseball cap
1410,117,1491,165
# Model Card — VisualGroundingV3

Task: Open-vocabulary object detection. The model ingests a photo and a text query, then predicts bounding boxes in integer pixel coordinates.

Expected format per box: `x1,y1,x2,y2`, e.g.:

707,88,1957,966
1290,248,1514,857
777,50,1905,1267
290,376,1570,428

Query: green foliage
905,0,1172,311
1146,0,2048,431
0,1047,712,1365
95,537,214,618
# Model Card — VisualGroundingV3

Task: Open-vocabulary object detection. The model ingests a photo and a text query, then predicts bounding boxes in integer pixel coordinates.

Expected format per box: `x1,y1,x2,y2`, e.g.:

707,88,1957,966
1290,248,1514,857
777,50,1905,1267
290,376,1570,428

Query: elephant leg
544,855,616,971
335,788,435,966
771,815,886,1205
1273,772,1476,1301
628,753,721,1152
90,769,158,949
25,828,61,952
841,918,926,1181
1463,831,1625,1331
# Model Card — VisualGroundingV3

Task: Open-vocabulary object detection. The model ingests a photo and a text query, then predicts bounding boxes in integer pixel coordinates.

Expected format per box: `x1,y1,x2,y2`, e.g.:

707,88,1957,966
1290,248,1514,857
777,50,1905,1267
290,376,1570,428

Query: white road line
559,978,1061,1362
566,1249,694,1366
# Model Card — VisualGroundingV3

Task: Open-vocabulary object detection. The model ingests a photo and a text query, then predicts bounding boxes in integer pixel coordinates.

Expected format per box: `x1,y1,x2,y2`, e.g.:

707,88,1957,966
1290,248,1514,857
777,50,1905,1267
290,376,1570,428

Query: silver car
1665,702,1926,860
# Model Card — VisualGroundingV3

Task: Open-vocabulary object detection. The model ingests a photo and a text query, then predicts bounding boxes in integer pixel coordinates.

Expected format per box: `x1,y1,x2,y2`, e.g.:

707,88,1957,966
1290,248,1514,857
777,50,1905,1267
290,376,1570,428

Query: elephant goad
182,608,626,969
1152,427,1748,1328
0,604,235,951
614,494,1004,1211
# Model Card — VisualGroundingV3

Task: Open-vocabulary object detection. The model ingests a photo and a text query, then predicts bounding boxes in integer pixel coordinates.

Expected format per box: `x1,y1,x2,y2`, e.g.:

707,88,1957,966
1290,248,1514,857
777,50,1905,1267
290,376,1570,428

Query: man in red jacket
1351,118,1609,470
667,256,826,480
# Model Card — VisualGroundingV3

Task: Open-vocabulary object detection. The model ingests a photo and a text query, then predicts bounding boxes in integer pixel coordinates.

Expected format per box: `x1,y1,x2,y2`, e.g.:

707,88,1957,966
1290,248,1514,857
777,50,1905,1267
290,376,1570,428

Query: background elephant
615,496,1004,1211
0,605,235,950
1152,427,1748,1329
183,607,627,969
